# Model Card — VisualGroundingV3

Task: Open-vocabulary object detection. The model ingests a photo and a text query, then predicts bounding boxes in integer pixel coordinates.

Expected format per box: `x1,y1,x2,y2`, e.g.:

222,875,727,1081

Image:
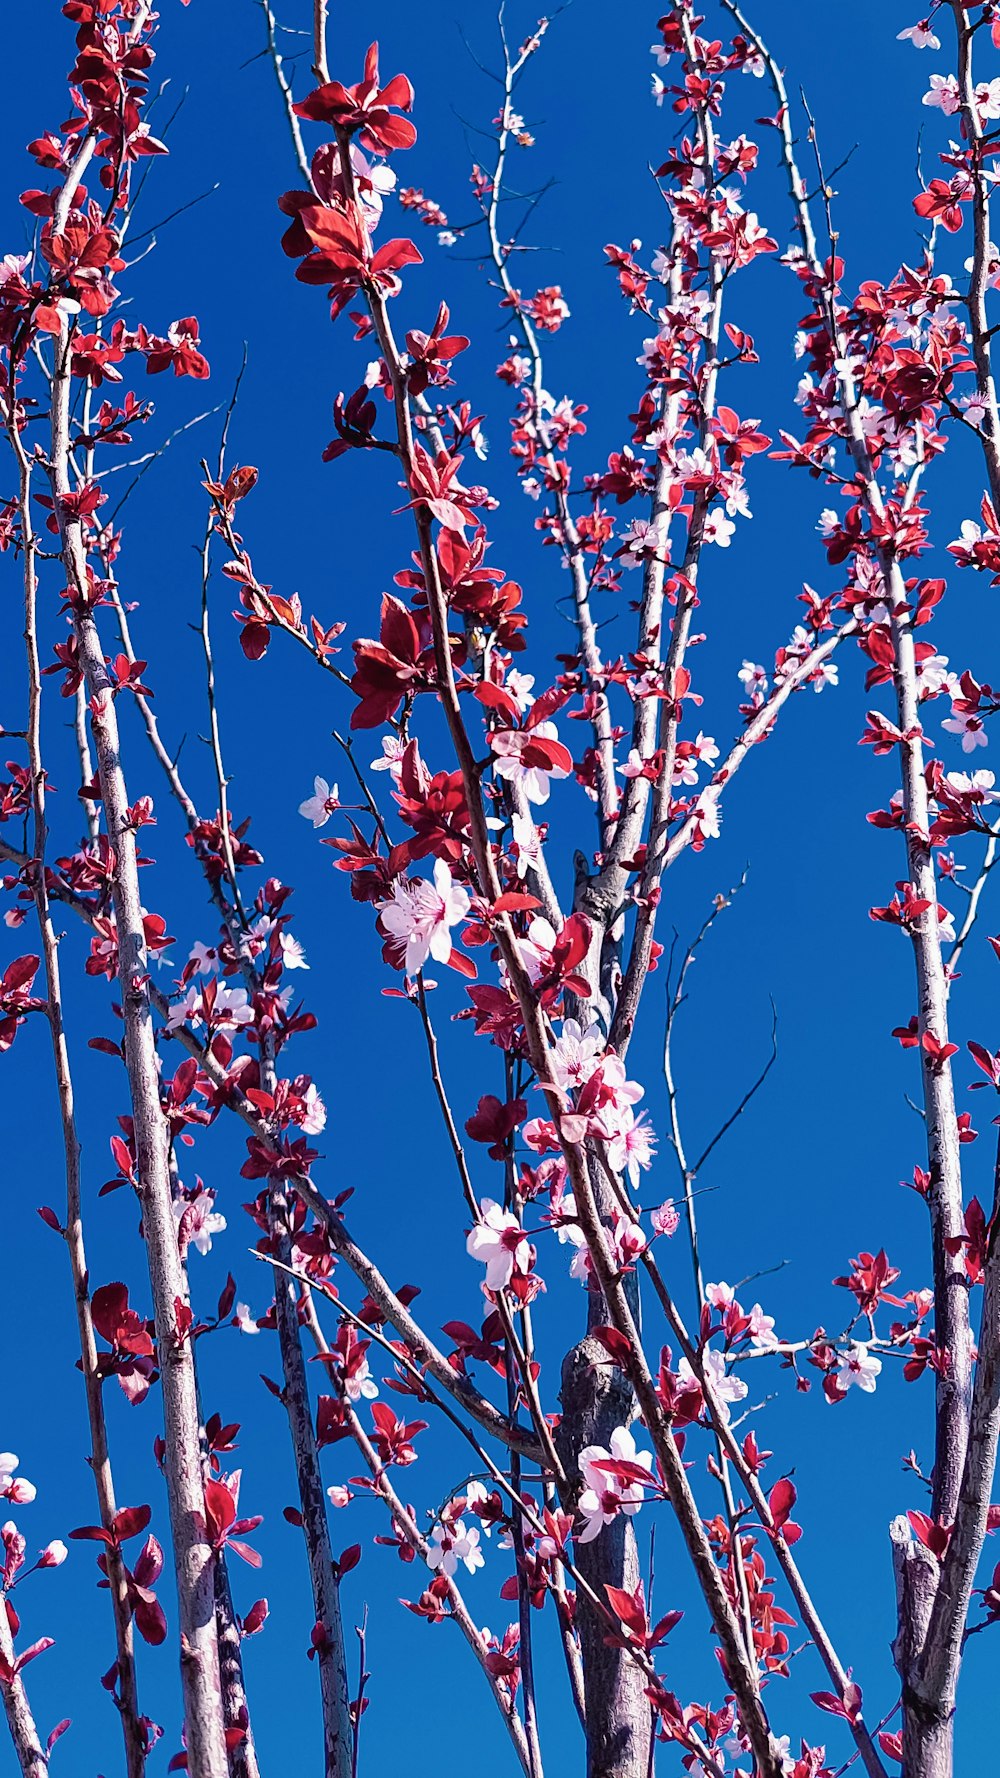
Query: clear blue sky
0,2,995,1773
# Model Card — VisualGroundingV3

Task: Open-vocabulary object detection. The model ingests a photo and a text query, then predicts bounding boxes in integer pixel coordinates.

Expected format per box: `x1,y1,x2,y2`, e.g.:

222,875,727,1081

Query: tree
1,2,999,1776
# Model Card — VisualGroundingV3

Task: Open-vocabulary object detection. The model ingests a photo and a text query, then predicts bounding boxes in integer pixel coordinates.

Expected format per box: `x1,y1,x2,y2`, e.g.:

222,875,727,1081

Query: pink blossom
0,1454,36,1507
188,940,220,975
609,1209,647,1267
165,984,202,1031
350,143,396,224
427,1520,484,1576
546,1185,588,1277
500,353,531,385
460,1480,494,1535
673,731,720,787
680,1348,748,1421
591,1054,644,1116
523,1115,562,1154
958,390,992,426
380,858,471,973
506,670,536,712
916,652,950,698
706,1281,735,1310
517,916,559,983
576,1427,654,1543
945,768,999,801
344,1355,378,1404
604,1106,658,1189
691,791,722,842
174,1188,227,1257
651,1199,679,1237
213,985,254,1029
950,518,989,565
299,775,340,828
279,932,309,971
619,748,649,780
738,659,768,699
0,254,30,287
835,1343,883,1395
977,78,1000,122
748,1304,777,1348
943,710,988,752
897,21,941,49
370,735,407,777
922,74,961,115
299,1082,327,1135
703,508,736,547
568,1236,592,1284
490,720,571,805
619,514,671,565
549,1018,604,1093
466,1200,532,1292
511,810,543,879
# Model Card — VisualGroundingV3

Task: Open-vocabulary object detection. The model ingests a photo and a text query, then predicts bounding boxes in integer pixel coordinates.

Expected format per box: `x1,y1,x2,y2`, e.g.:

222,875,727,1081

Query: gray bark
558,1333,652,1778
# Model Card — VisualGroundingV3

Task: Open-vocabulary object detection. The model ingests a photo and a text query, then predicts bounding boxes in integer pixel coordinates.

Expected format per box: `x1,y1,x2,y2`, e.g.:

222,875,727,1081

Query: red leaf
649,1609,683,1647
604,1582,647,1641
15,1638,54,1672
338,1543,362,1575
204,1480,237,1543
767,1476,799,1542
217,1274,237,1322
227,1540,263,1568
113,1505,152,1545
133,1593,167,1647
592,1325,633,1367
242,1598,269,1636
2,955,39,993
906,1510,951,1560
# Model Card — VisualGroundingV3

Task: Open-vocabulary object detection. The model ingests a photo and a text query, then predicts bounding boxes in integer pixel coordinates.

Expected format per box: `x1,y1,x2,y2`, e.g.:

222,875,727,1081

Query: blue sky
1,2,997,1773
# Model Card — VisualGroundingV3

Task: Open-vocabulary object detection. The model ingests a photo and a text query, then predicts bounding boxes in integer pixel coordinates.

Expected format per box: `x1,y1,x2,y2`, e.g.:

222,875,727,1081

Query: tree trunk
51,337,229,1778
214,1560,262,1778
271,1218,353,1778
892,1516,951,1778
558,1332,652,1778
902,1704,953,1778
554,878,652,1778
